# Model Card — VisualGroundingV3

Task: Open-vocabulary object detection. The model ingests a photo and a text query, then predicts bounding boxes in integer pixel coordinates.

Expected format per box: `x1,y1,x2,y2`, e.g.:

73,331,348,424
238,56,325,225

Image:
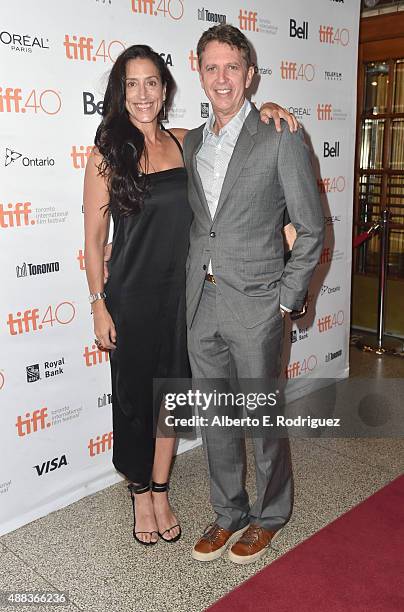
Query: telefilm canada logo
5,147,55,168
197,7,226,24
0,30,49,53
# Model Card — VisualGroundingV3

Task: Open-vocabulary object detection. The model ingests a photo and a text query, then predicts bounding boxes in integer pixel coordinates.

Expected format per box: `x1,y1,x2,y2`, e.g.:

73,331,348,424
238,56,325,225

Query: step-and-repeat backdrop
0,0,360,535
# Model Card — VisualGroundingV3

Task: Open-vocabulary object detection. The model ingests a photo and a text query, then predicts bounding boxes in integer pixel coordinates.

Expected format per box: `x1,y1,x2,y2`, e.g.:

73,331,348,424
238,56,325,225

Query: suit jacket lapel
213,106,259,222
190,129,211,220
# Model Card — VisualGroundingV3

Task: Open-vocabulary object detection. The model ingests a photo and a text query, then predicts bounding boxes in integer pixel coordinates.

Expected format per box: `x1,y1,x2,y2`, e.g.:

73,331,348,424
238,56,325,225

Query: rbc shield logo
26,364,40,383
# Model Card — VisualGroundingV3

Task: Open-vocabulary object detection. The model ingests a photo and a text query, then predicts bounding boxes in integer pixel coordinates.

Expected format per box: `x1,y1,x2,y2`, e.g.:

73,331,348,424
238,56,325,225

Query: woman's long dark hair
95,45,176,215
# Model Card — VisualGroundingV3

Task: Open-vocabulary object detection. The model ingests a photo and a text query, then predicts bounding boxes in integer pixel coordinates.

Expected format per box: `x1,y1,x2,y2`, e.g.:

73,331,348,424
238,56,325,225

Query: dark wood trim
360,12,404,43
362,38,404,62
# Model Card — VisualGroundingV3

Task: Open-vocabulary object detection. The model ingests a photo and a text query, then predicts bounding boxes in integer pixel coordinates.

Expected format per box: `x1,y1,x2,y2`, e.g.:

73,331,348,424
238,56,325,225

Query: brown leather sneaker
228,524,282,565
192,523,249,562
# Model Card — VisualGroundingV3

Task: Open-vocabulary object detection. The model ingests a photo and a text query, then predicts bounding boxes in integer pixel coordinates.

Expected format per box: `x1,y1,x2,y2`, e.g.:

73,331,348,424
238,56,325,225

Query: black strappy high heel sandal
127,483,159,546
151,481,182,543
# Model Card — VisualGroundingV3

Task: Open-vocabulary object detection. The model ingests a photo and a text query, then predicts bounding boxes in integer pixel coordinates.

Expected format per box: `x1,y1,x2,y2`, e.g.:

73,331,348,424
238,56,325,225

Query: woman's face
124,57,166,127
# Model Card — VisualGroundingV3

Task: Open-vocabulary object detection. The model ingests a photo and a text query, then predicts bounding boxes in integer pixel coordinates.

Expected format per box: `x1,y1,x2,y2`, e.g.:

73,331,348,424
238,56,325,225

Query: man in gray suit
183,24,324,564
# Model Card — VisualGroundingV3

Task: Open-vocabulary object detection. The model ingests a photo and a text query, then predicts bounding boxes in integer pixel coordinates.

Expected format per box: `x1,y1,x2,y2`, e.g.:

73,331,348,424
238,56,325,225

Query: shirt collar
202,98,251,143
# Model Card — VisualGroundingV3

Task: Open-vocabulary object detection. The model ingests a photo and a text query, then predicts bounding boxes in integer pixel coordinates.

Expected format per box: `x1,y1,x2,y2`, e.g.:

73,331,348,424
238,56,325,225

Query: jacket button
210,231,216,238
203,265,207,270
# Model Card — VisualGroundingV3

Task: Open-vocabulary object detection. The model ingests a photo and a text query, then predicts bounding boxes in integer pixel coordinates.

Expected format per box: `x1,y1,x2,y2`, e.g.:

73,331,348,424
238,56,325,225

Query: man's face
198,41,254,119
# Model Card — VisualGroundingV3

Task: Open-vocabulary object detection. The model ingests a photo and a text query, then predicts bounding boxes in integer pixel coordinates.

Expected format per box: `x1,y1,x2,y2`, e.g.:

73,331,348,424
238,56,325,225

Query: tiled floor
1,343,403,612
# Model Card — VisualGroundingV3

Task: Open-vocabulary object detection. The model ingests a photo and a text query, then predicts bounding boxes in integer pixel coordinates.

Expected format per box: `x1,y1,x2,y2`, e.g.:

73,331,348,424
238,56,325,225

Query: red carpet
207,475,404,612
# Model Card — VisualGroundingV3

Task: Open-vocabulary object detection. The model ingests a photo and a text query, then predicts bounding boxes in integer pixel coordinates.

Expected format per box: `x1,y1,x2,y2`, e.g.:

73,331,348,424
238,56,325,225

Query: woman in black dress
84,45,297,546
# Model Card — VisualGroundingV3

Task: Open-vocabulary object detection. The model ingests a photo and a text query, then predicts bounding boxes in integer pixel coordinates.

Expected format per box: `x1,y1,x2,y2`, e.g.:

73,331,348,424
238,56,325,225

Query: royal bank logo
26,364,40,383
201,102,209,118
290,327,309,344
197,7,227,24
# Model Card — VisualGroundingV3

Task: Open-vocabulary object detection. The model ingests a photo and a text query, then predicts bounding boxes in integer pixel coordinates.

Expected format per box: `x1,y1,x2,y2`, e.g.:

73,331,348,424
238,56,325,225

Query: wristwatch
89,291,106,304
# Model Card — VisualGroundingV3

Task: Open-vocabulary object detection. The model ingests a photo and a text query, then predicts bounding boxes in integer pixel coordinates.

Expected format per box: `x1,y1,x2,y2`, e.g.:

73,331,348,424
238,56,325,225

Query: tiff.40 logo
317,311,344,333
0,87,61,114
130,0,184,20
280,61,315,81
6,302,76,335
319,25,349,46
63,35,125,62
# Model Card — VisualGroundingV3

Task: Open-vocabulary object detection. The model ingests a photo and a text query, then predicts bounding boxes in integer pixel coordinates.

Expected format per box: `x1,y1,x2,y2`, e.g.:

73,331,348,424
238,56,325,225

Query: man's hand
283,223,297,252
104,242,112,283
259,103,299,133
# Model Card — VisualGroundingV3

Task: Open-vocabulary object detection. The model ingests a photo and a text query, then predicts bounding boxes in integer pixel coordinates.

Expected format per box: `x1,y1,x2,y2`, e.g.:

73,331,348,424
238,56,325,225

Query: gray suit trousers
187,281,293,531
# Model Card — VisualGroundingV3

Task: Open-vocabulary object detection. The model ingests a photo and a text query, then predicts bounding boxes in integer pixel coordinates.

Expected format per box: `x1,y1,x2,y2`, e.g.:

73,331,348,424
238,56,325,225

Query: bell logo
71,145,93,169
83,344,110,367
239,9,258,32
88,432,113,456
289,19,308,40
34,455,68,476
317,104,333,120
77,249,86,270
0,202,34,228
324,141,340,157
16,407,51,437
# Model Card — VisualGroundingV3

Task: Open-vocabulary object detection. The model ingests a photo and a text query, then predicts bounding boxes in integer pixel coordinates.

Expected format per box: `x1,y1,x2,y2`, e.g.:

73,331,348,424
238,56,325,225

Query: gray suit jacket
183,105,324,329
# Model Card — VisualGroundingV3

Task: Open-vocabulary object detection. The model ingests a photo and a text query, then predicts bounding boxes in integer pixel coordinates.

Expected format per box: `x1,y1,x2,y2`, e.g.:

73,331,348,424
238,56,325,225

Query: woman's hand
259,103,299,133
93,301,117,350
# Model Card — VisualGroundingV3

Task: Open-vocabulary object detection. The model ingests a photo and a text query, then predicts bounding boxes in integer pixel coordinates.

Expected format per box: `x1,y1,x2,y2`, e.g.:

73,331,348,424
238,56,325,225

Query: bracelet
89,291,106,304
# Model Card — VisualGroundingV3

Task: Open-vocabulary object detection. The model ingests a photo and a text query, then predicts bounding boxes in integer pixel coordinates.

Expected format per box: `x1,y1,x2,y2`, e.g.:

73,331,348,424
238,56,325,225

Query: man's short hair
197,24,252,68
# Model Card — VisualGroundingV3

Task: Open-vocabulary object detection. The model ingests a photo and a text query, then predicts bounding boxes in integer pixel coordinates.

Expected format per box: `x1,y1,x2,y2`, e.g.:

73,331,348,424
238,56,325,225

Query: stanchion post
376,209,390,352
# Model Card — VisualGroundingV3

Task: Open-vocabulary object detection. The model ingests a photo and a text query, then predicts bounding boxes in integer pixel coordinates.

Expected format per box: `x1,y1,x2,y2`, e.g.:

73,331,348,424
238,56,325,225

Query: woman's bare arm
83,150,116,349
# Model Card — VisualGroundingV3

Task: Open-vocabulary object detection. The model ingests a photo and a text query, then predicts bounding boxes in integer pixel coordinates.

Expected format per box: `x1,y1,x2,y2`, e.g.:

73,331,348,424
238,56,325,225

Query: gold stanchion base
355,333,404,357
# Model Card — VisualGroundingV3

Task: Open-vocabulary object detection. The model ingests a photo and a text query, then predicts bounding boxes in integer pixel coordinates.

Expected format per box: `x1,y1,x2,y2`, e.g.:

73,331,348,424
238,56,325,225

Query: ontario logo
5,147,55,168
